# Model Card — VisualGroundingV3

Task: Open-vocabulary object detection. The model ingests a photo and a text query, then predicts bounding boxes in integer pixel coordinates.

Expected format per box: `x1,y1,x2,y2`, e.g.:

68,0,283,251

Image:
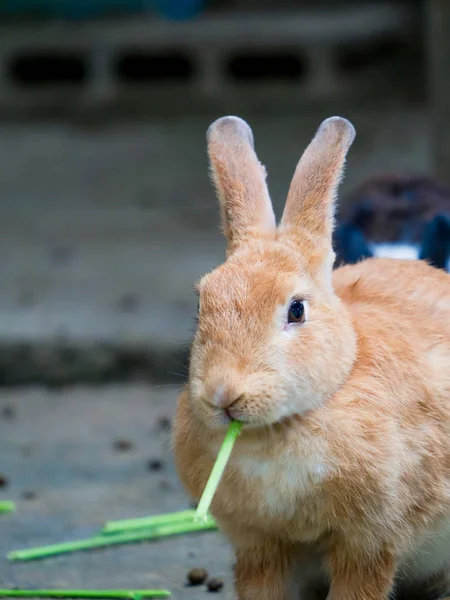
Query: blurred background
1,1,450,596
0,0,445,388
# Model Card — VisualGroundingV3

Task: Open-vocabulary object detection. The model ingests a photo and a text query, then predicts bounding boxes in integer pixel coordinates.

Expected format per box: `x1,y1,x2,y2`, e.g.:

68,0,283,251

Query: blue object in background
0,0,206,19
419,213,450,271
150,0,206,20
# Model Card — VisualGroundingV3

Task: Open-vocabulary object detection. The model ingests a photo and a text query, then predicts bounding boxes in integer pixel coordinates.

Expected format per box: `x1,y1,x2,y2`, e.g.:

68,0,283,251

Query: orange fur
207,116,276,255
173,116,450,600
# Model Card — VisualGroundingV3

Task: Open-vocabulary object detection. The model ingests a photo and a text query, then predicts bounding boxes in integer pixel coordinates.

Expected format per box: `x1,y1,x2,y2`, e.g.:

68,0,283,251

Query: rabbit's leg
326,545,397,600
233,539,299,600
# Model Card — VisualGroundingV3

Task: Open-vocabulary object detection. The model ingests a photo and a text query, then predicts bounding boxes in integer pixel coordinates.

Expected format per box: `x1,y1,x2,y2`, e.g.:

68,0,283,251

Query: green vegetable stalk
0,501,15,514
0,590,170,599
195,420,242,523
8,520,216,562
102,509,199,534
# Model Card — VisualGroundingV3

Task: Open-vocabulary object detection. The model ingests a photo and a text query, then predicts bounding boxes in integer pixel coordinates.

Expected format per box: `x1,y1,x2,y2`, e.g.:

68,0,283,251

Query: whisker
166,370,188,380
153,382,185,390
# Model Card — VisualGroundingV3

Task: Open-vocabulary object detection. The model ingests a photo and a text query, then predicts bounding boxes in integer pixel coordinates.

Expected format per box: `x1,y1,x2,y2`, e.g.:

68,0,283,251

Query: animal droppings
187,568,208,586
113,439,133,452
1,406,15,420
157,416,171,432
206,578,223,592
21,490,36,501
147,459,164,472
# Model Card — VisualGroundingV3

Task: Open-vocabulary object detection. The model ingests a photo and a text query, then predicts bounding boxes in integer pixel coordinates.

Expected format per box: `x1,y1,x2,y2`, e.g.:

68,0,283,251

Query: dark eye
288,299,305,324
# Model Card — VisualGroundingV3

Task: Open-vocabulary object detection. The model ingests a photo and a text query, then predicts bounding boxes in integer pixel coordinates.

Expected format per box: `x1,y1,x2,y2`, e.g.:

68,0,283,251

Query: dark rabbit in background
334,174,450,271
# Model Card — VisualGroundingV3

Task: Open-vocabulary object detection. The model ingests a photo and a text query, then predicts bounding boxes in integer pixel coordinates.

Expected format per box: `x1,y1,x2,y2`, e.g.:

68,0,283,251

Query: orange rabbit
172,115,450,600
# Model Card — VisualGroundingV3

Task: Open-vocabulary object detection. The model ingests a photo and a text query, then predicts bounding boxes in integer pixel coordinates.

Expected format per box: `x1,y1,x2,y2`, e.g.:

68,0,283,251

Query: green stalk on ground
195,420,242,523
8,520,216,562
102,509,203,534
0,501,15,514
0,590,170,599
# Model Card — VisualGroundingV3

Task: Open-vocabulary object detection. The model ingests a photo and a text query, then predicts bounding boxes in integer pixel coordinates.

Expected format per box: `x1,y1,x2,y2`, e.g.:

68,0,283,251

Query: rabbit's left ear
280,117,355,285
207,116,276,255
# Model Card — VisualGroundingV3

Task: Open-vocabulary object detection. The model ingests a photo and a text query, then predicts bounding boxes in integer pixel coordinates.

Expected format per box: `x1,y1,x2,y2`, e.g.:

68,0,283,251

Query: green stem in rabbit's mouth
195,420,243,523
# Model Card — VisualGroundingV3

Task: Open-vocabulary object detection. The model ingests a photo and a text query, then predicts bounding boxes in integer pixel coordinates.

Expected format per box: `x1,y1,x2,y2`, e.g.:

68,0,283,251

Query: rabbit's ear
280,117,355,282
207,116,276,254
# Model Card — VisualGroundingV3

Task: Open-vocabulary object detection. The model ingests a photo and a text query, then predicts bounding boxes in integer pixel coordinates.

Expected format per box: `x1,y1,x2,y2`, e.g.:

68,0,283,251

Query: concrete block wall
0,2,419,117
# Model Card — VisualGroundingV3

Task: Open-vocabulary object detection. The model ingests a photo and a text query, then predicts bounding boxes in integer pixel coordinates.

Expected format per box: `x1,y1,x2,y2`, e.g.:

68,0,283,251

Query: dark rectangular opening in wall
9,53,87,86
116,52,195,83
227,52,305,82
336,37,405,73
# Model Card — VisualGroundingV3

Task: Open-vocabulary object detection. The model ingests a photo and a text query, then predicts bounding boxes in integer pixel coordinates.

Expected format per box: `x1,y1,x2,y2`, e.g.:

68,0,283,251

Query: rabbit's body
175,258,450,598
173,116,450,599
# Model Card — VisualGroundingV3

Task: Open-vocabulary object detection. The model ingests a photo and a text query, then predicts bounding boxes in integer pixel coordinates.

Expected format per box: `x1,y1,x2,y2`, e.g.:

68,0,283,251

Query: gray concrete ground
0,103,430,385
0,383,235,598
2,383,450,598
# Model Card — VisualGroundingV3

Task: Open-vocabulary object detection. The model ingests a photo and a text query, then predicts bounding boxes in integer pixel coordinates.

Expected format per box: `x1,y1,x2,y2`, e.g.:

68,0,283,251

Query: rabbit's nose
212,384,242,410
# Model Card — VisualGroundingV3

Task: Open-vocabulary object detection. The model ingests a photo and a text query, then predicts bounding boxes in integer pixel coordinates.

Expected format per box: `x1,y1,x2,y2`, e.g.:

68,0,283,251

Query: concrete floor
2,385,450,599
0,102,430,385
0,384,235,598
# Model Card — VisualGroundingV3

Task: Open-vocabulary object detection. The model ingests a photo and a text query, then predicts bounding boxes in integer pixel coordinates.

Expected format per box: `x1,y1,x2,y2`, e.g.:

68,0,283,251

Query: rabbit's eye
288,300,305,324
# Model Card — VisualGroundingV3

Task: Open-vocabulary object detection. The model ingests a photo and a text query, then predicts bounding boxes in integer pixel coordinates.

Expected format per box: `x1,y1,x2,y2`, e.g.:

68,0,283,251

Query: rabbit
333,214,450,271
333,222,373,265
419,213,450,271
332,174,450,271
172,115,450,600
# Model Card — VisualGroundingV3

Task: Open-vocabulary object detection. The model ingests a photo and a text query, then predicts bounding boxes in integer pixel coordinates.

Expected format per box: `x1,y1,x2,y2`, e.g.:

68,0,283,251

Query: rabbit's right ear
207,116,276,255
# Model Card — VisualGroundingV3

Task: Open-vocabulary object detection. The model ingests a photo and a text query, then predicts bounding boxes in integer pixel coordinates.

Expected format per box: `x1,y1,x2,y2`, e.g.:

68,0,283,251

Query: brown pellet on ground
147,458,164,472
157,416,171,431
118,293,140,313
113,439,133,452
206,578,224,592
21,490,36,500
0,474,9,488
1,406,15,420
187,568,208,586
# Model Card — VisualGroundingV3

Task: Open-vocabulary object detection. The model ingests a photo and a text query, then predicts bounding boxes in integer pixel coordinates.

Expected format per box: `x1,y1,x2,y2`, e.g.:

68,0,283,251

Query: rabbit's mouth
198,401,271,430
207,405,253,429
190,372,296,429
209,401,288,430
